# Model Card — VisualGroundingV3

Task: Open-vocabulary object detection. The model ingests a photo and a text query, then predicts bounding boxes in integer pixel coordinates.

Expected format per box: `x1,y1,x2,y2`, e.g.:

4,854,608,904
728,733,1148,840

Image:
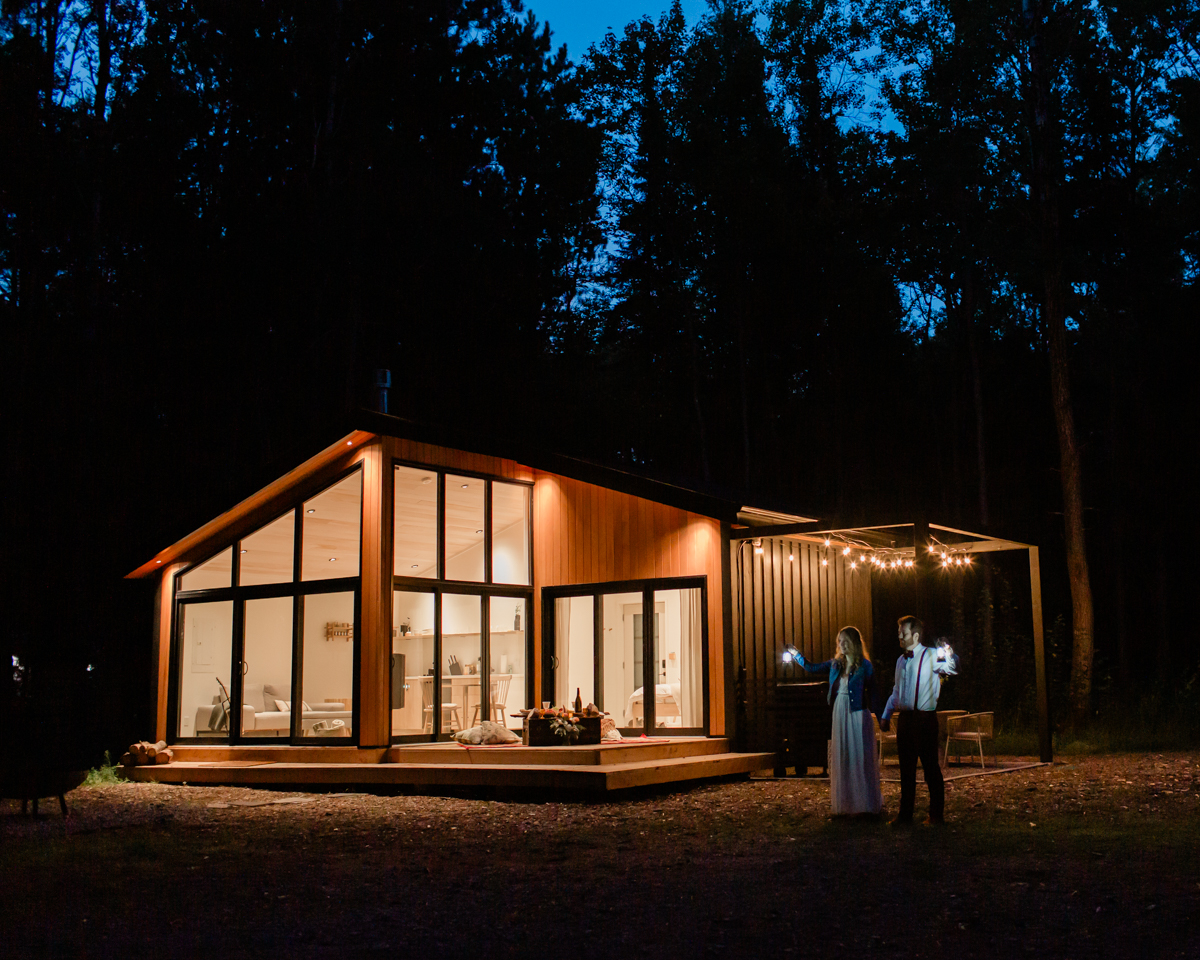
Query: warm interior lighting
461,483,469,488
476,529,483,534
306,508,316,514
240,549,247,554
328,557,337,562
411,564,418,569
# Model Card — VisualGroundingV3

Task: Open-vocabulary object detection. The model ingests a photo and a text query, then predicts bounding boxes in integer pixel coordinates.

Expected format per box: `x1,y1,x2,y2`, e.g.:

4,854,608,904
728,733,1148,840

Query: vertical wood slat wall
531,473,726,735
733,539,873,752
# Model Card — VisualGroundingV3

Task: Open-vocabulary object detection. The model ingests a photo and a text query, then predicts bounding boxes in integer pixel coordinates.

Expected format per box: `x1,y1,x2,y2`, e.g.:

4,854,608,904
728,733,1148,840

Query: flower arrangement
520,704,604,745
549,712,583,744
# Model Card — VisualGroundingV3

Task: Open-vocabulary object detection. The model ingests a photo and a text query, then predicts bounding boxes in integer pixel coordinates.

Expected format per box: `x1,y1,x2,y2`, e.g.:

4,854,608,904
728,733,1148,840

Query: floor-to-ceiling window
544,578,707,734
391,464,532,741
172,467,362,742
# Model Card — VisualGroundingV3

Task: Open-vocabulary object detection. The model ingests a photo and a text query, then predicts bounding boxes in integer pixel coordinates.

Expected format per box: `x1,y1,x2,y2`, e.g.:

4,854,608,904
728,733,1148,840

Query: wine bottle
574,688,583,715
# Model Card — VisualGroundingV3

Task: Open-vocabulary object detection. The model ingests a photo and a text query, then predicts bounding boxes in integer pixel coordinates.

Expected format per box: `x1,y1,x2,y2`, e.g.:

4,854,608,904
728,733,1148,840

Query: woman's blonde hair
834,626,867,674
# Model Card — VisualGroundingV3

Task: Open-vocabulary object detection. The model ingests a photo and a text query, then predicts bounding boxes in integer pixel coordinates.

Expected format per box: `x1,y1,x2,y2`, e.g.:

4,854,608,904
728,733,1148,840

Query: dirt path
4,753,1198,958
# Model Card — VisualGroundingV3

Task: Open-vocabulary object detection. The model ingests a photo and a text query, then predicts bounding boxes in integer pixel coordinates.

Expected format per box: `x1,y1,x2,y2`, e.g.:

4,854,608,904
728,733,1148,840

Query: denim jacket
795,654,874,712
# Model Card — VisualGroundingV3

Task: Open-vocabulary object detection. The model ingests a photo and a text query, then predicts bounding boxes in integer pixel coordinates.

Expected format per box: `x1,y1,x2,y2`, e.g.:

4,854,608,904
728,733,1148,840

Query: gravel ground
3,752,1199,958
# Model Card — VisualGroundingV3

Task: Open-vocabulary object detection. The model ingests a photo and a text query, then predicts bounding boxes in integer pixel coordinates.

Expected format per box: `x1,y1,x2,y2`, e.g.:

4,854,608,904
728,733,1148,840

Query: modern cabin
126,414,1049,790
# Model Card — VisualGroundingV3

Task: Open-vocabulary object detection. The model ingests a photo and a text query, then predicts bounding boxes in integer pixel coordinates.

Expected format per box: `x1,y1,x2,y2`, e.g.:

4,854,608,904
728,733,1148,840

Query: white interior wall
492,518,528,585
244,595,293,706
177,601,233,736
301,591,355,705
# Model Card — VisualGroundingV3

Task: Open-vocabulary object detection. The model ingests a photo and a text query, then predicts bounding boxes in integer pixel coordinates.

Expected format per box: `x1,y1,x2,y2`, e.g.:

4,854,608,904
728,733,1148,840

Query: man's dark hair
898,615,936,647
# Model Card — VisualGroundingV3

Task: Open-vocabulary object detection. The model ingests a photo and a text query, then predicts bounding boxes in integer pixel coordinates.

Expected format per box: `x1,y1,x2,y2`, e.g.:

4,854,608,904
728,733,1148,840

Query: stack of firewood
122,740,174,766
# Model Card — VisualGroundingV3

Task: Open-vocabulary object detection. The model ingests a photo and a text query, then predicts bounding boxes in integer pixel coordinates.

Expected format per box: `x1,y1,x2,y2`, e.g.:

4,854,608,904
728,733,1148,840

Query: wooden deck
125,738,774,793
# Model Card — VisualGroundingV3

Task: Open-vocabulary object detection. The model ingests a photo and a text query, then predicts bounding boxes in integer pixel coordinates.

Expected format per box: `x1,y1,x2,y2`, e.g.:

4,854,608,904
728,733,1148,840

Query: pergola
735,519,1051,762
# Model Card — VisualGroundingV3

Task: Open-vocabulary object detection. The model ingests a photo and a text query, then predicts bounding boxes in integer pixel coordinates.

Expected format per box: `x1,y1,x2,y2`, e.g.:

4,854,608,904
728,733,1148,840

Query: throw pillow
263,683,290,713
309,702,345,711
479,720,519,744
274,699,291,713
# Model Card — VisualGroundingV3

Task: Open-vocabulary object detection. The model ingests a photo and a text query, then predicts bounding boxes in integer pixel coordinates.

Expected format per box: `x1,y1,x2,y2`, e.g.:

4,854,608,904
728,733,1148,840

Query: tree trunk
1024,0,1095,725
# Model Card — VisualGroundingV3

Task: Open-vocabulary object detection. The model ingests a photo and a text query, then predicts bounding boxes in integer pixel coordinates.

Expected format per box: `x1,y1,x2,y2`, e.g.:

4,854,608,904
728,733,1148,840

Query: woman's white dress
830,676,883,815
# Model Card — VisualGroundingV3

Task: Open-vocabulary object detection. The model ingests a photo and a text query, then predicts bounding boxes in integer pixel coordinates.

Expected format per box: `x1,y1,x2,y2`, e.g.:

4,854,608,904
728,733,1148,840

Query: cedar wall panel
386,438,534,484
531,472,726,735
154,563,187,742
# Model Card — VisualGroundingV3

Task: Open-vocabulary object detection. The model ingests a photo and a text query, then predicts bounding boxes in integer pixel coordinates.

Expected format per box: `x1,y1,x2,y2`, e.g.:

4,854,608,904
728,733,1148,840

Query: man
880,615,958,825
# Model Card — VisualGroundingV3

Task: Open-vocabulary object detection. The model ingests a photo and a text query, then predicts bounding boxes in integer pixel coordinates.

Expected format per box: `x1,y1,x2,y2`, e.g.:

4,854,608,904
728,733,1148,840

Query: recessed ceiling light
156,560,163,564
411,564,418,569
306,508,316,514
240,549,247,554
461,483,469,488
421,477,432,484
346,441,352,445
329,557,337,562
476,529,483,534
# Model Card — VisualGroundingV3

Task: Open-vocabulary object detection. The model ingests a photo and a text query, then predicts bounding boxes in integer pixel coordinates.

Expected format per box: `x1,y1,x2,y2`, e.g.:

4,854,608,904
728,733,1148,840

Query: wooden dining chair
420,676,461,734
471,673,513,725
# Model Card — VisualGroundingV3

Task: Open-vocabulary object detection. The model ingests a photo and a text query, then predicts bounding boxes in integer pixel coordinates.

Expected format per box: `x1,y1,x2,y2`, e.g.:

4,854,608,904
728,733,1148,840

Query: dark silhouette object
1,769,87,817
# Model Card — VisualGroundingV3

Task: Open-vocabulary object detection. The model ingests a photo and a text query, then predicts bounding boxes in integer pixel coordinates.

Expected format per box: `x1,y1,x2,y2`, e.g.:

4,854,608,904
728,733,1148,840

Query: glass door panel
242,596,294,738
553,595,594,710
177,600,234,738
441,593,482,733
490,596,528,729
654,588,702,729
392,591,435,736
300,591,355,738
599,592,642,728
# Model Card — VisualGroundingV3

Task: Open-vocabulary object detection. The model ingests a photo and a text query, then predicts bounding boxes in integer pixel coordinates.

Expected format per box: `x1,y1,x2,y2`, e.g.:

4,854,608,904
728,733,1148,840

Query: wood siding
531,472,726,735
358,439,390,747
733,538,873,752
384,437,534,484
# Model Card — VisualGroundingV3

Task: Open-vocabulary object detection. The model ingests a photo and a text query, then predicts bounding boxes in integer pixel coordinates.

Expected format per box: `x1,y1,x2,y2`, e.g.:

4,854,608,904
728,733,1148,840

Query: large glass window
600,592,644,725
394,466,438,578
176,601,234,738
174,467,361,743
180,548,232,591
654,587,704,729
492,482,530,585
242,596,294,737
302,471,362,581
392,591,436,736
301,591,355,738
490,596,529,722
442,593,482,729
239,512,295,586
444,475,485,582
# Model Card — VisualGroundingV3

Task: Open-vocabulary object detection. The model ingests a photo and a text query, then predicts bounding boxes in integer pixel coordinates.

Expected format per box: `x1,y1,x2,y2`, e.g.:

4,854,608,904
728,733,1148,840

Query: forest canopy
3,1,1198,743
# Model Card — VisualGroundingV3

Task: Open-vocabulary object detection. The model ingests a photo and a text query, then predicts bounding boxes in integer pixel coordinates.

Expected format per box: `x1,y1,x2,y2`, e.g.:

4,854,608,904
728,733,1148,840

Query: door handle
242,661,248,676
551,656,559,669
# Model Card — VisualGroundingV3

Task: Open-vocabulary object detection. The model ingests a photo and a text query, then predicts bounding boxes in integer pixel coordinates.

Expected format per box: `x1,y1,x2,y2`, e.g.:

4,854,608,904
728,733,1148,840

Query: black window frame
541,576,710,736
168,463,364,746
391,459,534,744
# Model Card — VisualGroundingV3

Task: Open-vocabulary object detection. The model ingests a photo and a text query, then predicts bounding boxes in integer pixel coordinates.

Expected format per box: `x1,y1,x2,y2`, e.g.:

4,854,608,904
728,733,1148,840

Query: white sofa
193,682,351,737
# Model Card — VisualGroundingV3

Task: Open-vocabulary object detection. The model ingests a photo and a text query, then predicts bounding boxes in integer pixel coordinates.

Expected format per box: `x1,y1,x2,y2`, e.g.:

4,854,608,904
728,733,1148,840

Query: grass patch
84,751,121,786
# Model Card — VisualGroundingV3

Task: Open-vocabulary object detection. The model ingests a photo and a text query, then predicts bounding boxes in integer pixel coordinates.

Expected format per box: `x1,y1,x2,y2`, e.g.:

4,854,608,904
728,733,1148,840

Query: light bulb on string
821,557,828,566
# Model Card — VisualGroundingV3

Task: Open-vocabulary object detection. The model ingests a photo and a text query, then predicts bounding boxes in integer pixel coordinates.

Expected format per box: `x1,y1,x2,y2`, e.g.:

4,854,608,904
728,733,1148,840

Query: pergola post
912,517,931,617
1029,546,1052,762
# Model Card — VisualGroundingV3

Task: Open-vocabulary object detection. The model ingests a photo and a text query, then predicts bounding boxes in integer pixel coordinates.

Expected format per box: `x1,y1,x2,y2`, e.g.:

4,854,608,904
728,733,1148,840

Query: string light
821,557,828,566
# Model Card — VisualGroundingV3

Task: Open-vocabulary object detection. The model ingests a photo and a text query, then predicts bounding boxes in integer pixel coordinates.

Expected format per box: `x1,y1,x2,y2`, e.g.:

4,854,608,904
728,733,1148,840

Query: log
120,752,134,766
154,748,173,765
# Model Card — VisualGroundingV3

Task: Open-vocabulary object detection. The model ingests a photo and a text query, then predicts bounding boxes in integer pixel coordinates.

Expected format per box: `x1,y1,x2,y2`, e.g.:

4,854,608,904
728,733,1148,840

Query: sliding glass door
543,578,707,734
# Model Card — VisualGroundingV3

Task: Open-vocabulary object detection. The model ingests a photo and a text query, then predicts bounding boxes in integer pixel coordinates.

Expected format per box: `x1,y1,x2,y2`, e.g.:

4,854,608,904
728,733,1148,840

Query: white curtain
555,597,571,707
681,588,704,727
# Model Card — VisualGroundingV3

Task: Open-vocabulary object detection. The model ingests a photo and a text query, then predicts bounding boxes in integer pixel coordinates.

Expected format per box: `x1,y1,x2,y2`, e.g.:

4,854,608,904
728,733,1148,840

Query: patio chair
874,714,896,765
943,712,994,769
936,710,968,768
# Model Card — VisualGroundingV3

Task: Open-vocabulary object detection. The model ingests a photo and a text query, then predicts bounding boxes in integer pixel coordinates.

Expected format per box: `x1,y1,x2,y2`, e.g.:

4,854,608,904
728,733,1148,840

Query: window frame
541,576,710,736
169,463,364,745
390,458,534,744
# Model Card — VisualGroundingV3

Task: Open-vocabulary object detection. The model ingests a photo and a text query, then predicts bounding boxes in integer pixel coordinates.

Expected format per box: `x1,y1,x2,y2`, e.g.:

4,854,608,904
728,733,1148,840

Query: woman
795,627,883,816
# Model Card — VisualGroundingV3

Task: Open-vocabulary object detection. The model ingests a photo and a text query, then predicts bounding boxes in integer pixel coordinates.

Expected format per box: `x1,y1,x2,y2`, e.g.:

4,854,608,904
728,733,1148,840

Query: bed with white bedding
625,681,682,726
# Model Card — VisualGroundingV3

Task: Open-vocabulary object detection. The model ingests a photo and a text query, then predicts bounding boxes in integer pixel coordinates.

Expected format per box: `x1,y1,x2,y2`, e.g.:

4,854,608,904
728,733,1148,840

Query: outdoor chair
936,710,969,769
874,714,896,765
943,711,994,769
420,676,461,734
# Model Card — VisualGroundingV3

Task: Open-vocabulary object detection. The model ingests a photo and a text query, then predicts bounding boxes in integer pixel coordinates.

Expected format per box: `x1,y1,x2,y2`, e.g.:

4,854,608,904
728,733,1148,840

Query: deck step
389,737,732,766
126,749,776,792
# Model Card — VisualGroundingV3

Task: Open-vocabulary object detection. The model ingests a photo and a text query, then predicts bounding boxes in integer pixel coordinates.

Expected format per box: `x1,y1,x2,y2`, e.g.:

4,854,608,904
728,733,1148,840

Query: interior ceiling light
461,483,469,488
306,508,316,514
240,549,247,554
476,529,483,534
328,557,337,562
421,477,432,484
411,564,418,569
346,441,352,445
